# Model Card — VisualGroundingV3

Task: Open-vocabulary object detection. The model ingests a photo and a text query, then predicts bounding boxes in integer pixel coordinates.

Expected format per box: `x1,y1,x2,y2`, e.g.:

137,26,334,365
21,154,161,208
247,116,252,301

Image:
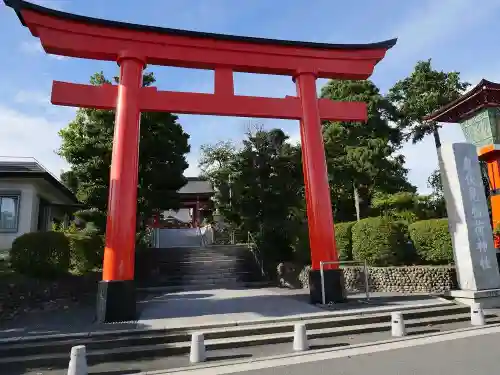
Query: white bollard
471,303,486,326
391,312,406,337
189,332,206,363
67,345,88,375
293,323,309,351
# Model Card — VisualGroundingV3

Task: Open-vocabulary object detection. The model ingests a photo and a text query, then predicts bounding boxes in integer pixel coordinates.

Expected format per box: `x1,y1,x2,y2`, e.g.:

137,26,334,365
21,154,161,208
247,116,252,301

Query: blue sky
1,0,500,193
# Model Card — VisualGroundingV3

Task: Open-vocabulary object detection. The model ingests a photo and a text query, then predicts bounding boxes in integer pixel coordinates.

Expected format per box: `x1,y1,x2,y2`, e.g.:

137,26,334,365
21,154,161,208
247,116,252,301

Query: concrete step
137,280,245,290
158,258,244,263
150,278,240,287
154,257,248,263
154,247,251,256
159,271,252,279
0,304,486,369
154,273,253,282
155,266,252,274
137,280,273,293
162,245,250,252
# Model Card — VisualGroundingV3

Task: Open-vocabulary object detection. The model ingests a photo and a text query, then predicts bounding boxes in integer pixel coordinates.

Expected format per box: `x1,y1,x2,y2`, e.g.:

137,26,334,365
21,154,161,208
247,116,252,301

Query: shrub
74,209,107,232
409,218,453,265
352,216,407,266
335,221,356,261
68,231,104,273
10,231,70,278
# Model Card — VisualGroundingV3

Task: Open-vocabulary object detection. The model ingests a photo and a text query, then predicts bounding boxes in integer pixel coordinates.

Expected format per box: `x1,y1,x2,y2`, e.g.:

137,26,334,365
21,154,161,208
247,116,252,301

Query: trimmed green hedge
352,216,408,266
10,231,71,278
335,221,356,261
68,232,104,273
409,218,453,265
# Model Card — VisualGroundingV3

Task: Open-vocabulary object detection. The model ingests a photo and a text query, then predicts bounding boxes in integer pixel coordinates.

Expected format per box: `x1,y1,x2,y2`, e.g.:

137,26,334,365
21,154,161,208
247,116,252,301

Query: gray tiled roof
178,178,214,195
0,158,46,173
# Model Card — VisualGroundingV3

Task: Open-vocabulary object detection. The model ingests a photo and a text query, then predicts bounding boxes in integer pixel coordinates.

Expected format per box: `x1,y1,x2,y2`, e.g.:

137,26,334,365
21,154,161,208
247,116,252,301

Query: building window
0,195,19,232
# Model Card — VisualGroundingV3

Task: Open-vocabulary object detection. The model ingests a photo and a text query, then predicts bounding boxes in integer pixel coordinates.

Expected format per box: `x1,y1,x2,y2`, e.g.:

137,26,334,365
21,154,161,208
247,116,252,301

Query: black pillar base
496,252,500,272
96,280,136,323
309,269,346,304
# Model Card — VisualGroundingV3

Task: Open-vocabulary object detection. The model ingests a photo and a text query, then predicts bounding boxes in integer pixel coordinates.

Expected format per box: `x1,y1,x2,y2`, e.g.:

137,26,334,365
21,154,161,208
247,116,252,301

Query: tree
426,169,447,218
388,59,470,149
58,71,190,230
60,170,79,193
201,128,305,264
320,79,414,221
371,191,445,223
427,169,444,201
199,141,237,225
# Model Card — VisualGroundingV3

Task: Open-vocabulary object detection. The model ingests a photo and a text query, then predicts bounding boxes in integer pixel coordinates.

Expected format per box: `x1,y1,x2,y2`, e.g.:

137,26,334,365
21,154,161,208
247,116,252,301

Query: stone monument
440,143,500,307
425,80,500,268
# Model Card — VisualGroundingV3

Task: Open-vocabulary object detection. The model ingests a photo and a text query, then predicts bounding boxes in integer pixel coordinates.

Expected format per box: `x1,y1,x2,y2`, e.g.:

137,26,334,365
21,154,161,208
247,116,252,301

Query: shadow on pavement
207,353,253,362
407,328,441,336
91,370,142,375
310,342,349,350
138,293,214,302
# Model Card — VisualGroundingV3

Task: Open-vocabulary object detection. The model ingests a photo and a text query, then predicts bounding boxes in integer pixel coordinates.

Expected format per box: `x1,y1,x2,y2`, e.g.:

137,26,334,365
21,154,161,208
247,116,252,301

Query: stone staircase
135,244,268,291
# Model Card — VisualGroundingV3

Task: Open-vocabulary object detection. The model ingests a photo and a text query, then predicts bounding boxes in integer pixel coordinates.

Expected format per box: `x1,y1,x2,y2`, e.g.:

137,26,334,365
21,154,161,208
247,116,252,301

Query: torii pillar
425,79,500,270
5,0,396,322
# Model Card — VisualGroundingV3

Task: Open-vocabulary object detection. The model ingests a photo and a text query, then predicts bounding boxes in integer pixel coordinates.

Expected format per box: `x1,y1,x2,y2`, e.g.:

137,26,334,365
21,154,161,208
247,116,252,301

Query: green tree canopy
58,71,190,230
320,79,415,221
388,59,470,148
199,128,305,264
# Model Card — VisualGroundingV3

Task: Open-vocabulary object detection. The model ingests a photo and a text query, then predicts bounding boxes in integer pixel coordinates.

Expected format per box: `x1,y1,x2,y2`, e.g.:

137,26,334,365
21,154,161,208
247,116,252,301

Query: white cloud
14,90,50,106
184,153,202,177
19,40,43,55
385,0,500,66
19,40,68,60
0,105,68,177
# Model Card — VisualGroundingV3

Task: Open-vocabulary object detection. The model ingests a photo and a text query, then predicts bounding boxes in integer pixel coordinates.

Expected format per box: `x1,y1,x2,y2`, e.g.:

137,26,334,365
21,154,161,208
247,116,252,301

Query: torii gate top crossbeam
5,0,396,80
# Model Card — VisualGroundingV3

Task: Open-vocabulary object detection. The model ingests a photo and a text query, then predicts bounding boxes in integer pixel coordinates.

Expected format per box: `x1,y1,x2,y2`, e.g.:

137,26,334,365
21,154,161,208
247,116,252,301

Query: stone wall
278,263,457,294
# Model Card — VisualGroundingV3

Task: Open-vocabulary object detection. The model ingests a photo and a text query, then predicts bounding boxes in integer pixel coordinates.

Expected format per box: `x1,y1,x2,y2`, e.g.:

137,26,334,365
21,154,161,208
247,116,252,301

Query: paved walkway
0,288,447,338
136,289,444,329
224,329,500,375
137,288,322,329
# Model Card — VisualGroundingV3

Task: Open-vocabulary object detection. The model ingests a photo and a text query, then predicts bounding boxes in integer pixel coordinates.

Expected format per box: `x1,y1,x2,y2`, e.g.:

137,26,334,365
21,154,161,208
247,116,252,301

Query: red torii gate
5,0,396,322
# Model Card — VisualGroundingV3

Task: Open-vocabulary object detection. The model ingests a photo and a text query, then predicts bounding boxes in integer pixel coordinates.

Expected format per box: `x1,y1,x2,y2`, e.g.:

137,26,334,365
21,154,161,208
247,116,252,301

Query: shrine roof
5,0,397,51
179,177,214,195
424,79,500,123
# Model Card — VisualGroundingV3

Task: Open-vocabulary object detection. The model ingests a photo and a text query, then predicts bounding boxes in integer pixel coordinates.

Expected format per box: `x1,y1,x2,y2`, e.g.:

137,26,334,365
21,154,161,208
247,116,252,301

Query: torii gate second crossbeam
5,0,397,322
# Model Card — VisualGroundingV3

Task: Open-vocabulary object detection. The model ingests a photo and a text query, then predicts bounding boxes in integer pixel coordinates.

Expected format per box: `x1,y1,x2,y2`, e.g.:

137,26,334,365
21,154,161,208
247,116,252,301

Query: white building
0,157,79,251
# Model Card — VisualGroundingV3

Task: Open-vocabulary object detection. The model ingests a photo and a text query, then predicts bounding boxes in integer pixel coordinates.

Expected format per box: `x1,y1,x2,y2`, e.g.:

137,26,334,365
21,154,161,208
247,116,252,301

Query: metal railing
320,260,370,305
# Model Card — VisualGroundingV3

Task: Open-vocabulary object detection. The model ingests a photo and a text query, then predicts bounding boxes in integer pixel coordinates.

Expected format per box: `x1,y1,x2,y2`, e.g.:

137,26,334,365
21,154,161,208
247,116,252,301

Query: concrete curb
139,322,500,375
0,300,452,344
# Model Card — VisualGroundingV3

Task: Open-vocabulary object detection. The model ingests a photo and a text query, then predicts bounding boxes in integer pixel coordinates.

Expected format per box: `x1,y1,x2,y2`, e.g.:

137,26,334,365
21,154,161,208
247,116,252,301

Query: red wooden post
295,71,343,303
99,54,145,321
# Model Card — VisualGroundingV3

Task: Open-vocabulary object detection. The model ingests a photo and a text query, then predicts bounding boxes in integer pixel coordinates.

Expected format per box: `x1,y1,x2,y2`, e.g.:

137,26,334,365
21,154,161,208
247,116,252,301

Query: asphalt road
231,331,500,375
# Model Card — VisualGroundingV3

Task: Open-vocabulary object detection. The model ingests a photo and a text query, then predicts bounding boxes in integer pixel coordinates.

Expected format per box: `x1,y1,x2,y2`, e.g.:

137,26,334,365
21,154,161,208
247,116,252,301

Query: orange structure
425,79,500,268
5,0,396,321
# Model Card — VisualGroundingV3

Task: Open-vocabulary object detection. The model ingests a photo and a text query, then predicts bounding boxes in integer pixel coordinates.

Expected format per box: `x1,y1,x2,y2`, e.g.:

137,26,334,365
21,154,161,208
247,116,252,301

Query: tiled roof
178,178,214,195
